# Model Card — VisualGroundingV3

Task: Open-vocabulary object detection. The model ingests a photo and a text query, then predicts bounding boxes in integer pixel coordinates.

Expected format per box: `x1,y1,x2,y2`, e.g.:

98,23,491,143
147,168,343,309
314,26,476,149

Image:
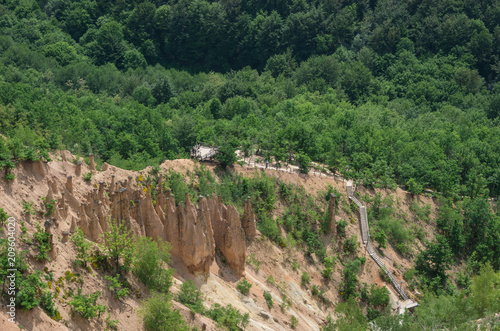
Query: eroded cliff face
35,161,254,277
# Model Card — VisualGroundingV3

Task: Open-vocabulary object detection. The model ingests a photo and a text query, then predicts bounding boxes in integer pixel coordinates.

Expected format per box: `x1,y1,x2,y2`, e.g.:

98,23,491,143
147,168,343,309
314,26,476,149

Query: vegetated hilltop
1,152,497,331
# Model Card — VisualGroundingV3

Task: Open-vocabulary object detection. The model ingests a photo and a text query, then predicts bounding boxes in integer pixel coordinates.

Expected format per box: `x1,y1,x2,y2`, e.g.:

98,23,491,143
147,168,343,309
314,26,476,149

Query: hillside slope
0,152,438,330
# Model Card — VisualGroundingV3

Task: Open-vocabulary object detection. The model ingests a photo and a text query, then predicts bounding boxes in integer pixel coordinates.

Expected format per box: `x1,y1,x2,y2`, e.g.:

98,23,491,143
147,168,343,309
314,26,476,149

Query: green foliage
301,272,310,286
70,227,92,267
215,143,238,170
336,219,348,238
69,289,106,319
344,235,358,254
416,236,454,288
105,275,130,299
236,279,252,296
206,304,250,331
322,256,336,279
263,291,273,309
410,201,431,223
369,284,390,308
101,219,135,271
323,298,367,331
83,171,92,181
0,207,8,225
21,201,35,215
177,280,204,314
33,222,51,261
40,289,61,320
291,315,298,328
132,236,173,292
17,270,46,310
140,292,188,331
340,257,364,300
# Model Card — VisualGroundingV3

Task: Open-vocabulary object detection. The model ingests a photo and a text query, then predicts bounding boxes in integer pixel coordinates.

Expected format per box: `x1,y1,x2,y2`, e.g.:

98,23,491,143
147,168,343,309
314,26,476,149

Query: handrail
346,181,413,303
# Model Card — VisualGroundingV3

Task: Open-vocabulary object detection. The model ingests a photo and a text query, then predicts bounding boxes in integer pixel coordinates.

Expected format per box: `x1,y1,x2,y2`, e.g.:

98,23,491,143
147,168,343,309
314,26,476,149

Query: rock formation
40,166,251,278
242,197,257,240
89,153,96,171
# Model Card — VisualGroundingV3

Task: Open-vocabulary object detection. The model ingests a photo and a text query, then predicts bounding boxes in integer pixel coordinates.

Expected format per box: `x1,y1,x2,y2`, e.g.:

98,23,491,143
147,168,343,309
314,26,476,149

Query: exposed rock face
89,154,96,171
210,202,246,276
44,170,250,278
242,197,257,240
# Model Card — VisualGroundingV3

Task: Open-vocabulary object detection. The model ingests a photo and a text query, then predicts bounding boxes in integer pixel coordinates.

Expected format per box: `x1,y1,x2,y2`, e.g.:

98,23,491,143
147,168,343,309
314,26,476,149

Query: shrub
311,285,319,296
33,222,51,261
206,303,250,331
301,272,310,286
40,289,61,321
369,284,390,308
266,275,275,286
17,270,46,310
263,291,273,309
70,227,92,267
344,235,358,254
101,219,135,270
340,258,363,300
337,219,348,237
4,172,15,181
22,201,35,215
140,292,188,331
257,214,280,242
105,275,130,299
0,207,8,225
132,236,173,292
236,279,252,295
69,289,106,319
177,280,204,314
83,171,93,181
291,315,298,329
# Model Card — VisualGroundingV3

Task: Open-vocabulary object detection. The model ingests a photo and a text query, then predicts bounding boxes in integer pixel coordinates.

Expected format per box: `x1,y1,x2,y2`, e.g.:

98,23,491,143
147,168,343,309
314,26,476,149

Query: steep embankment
0,153,437,330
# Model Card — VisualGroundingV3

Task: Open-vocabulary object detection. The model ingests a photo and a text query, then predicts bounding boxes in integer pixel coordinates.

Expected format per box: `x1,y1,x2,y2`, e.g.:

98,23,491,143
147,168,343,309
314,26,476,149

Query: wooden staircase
346,181,415,305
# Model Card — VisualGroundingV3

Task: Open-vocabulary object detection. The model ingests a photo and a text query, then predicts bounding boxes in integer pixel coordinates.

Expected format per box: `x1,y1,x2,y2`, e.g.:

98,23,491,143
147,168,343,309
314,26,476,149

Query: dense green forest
0,0,500,327
0,0,499,197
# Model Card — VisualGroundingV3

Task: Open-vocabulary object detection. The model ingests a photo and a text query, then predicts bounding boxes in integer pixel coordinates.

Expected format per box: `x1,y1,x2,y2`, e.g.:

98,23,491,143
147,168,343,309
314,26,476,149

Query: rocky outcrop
176,194,216,275
210,202,246,276
42,165,251,278
242,197,257,240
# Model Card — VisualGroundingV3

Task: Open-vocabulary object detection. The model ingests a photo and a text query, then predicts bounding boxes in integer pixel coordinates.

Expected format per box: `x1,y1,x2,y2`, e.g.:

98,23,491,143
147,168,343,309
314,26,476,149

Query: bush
83,171,92,181
236,279,252,296
70,227,92,267
105,275,130,299
140,292,188,331
369,284,390,308
40,290,61,321
33,222,51,261
291,315,298,329
101,219,135,270
206,303,250,331
344,235,358,254
69,289,106,319
337,219,348,237
132,236,173,292
17,271,46,310
340,258,363,300
263,291,273,309
177,280,204,314
301,272,310,286
0,207,8,225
